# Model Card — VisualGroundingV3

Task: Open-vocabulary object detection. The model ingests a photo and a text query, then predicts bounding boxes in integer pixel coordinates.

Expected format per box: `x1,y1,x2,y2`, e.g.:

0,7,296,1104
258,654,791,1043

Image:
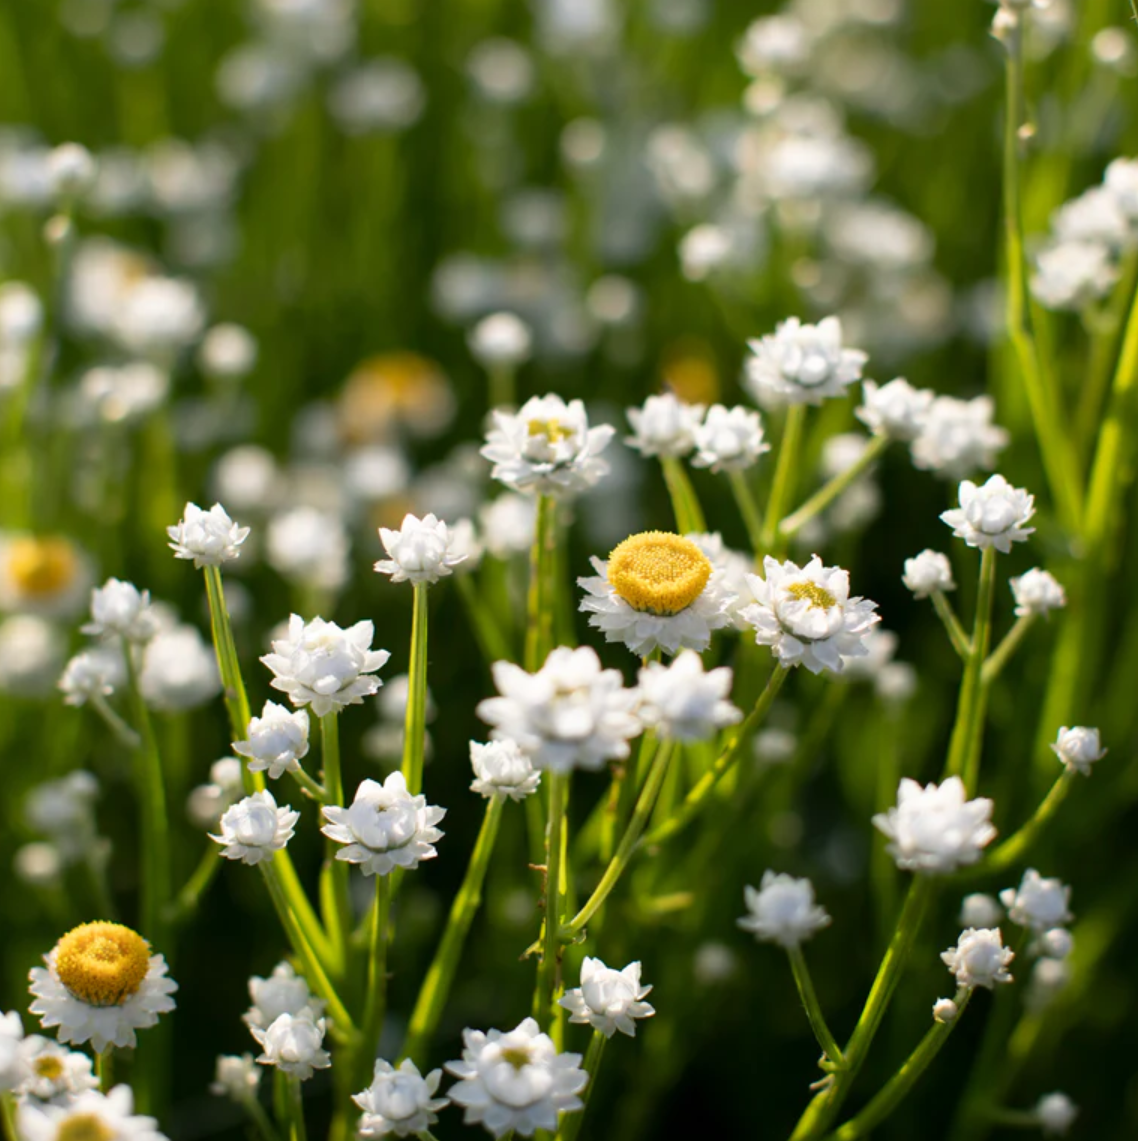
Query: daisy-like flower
559,958,655,1039
16,1035,99,1103
469,740,542,801
374,512,467,585
353,1059,449,1138
737,871,831,948
445,1017,587,1138
745,316,867,407
909,395,1009,478
232,701,311,780
28,922,178,1052
1010,569,1066,617
940,474,1036,553
167,502,250,568
251,1011,331,1081
211,791,299,865
0,534,92,620
1035,1092,1079,1136
0,1011,25,1091
58,646,126,707
855,378,934,441
243,962,325,1031
873,777,996,874
625,393,705,458
17,1085,167,1141
739,556,880,675
689,404,770,472
480,393,615,498
261,615,391,718
476,646,641,774
210,1053,261,1101
941,928,1014,990
636,650,742,741
578,531,737,657
1051,725,1106,775
81,578,158,643
999,869,1072,933
321,772,445,876
901,550,955,598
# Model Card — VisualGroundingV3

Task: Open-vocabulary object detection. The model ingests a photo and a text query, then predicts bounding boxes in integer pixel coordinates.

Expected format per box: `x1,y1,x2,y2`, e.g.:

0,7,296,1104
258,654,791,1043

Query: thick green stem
534,773,568,1032
728,468,764,554
204,565,252,748
320,712,352,970
360,876,392,1086
557,1031,606,1141
780,434,889,540
788,945,845,1068
981,615,1036,686
288,1077,308,1141
525,496,557,673
931,592,971,661
660,456,707,534
402,583,430,797
760,403,806,554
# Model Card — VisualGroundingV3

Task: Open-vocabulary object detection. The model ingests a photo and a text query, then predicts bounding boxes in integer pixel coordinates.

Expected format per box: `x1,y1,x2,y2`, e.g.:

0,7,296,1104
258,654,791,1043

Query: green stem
977,769,1074,873
788,945,845,1068
320,712,352,970
403,796,505,1064
780,434,889,540
290,767,328,802
89,693,142,750
96,1048,114,1093
204,565,252,748
1,1094,17,1141
660,456,707,534
931,592,971,661
360,876,392,1085
760,403,806,553
402,583,430,797
558,1031,606,1141
243,1092,286,1141
534,773,568,1032
288,1078,307,1141
456,573,514,665
525,495,557,673
981,615,1036,686
167,845,223,927
728,469,764,554
488,364,516,412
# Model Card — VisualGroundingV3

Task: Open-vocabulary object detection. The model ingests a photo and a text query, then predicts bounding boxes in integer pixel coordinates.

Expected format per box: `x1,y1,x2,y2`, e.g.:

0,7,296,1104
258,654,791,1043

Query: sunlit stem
288,1077,307,1141
203,565,252,755
525,495,557,673
981,614,1036,686
931,592,971,661
96,1048,114,1093
402,583,430,797
360,875,392,1086
557,1031,607,1141
978,769,1075,873
728,469,764,554
290,767,328,803
787,945,845,1068
780,434,889,540
660,455,707,534
534,773,568,1032
760,403,806,553
320,712,352,968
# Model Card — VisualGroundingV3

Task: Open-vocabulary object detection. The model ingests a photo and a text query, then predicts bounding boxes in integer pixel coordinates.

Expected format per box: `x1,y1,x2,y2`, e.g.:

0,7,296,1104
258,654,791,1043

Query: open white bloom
243,962,325,1031
999,869,1072,932
941,928,1014,989
0,1011,25,1092
745,316,867,407
959,893,1003,929
1031,241,1117,311
321,772,445,876
468,312,532,369
901,550,956,598
1011,568,1066,617
82,578,158,642
932,998,959,1024
910,395,1009,478
873,777,996,874
167,502,250,568
481,394,614,498
261,615,391,717
738,871,831,948
266,507,350,593
578,532,736,657
375,513,467,585
476,646,641,774
445,1017,587,1138
58,645,126,707
17,1085,166,1141
233,702,311,780
28,922,177,1053
689,404,770,472
940,474,1036,553
16,1035,99,1103
470,740,541,801
139,624,222,711
740,556,880,675
211,791,299,865
354,1059,449,1138
636,650,741,741
625,393,705,459
559,958,655,1038
1051,725,1106,775
211,1053,261,1101
0,282,43,345
856,378,935,441
1035,1092,1078,1136
251,1011,331,1081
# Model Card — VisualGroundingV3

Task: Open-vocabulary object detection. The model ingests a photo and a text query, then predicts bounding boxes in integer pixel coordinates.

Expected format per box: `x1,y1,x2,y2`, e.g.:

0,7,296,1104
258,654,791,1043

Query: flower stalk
360,875,392,1086
557,1030,607,1141
534,772,568,1034
402,582,430,797
660,455,707,534
787,946,845,1069
760,403,805,553
780,433,889,540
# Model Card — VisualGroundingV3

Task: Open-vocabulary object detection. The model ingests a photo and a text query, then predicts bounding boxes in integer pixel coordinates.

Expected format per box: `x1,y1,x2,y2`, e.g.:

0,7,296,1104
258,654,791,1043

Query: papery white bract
82,578,158,642
250,1011,331,1081
211,791,299,865
625,392,705,459
210,1053,261,1101
909,395,1008,478
559,958,655,1038
243,962,325,1031
353,1058,449,1138
856,378,934,441
1035,1092,1079,1136
744,316,867,407
940,474,1035,554
689,404,770,472
233,701,311,780
738,871,831,948
902,550,956,598
375,513,467,585
940,928,1014,989
167,502,250,568
999,869,1072,932
1051,726,1106,776
636,650,741,741
1010,568,1066,617
873,777,996,874
469,740,542,801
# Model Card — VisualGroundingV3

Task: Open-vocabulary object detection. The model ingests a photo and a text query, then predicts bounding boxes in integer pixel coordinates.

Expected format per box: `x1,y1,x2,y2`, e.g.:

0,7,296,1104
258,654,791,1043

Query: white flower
855,378,934,441
959,893,1003,929
686,532,754,630
0,281,43,345
112,276,205,357
251,1011,331,1082
910,395,1009,478
578,532,737,657
0,1011,25,1092
233,701,311,780
187,758,245,829
625,393,705,458
470,740,542,801
739,556,880,675
745,316,867,407
48,143,97,200
1105,157,1138,222
481,393,615,498
689,404,770,472
479,493,536,557
58,646,126,707
838,628,898,682
1052,186,1133,251
375,513,467,585
1010,569,1066,617
211,791,299,865
476,646,641,774
738,871,831,948
873,777,996,874
139,624,221,711
559,958,655,1038
82,578,158,642
940,474,1036,553
16,1035,99,1103
17,1085,167,1141
321,772,445,876
445,1017,587,1138
167,502,251,568
24,772,99,861
468,312,532,369
636,650,742,741
1026,957,1071,1012
1035,1092,1078,1136
931,998,959,1024
199,323,258,380
901,550,956,598
1037,927,1074,960
211,1053,261,1101
354,1059,449,1138
266,507,350,593
678,223,734,282
1050,725,1106,775
1000,869,1072,932
243,962,325,1031
448,519,483,572
1031,241,1118,311
261,614,391,718
28,922,177,1053
0,615,66,696
941,928,1014,989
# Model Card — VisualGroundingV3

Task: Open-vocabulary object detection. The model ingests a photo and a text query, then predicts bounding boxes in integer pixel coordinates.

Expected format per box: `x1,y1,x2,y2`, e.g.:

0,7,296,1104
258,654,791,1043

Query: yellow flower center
54,922,151,1008
33,1054,65,1080
786,581,837,609
607,532,712,616
57,1115,114,1141
500,1045,532,1070
6,537,79,597
527,418,572,443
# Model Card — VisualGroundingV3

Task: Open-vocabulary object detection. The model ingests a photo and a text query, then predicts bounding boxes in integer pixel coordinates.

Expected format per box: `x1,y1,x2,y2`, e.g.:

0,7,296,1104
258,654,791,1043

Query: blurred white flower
25,772,99,861
856,378,934,441
959,893,1003,929
16,1034,99,1103
111,276,205,357
468,312,532,369
187,758,245,830
480,493,537,557
212,791,299,865
210,1053,261,1101
1052,186,1133,251
267,506,350,593
1035,1092,1078,1137
738,871,831,948
1031,241,1118,311
1010,568,1066,617
909,395,1008,478
58,645,126,707
167,502,250,568
940,474,1035,553
329,59,425,134
932,998,959,1024
82,578,158,643
198,323,258,380
1105,157,1138,222
1051,725,1106,775
636,650,741,741
902,550,956,598
469,740,541,801
233,701,311,780
559,958,655,1038
874,777,996,874
745,316,867,407
0,1011,26,1092
243,962,325,1031
690,404,770,472
375,513,467,586
354,1059,449,1138
17,1086,167,1141
139,623,221,711
48,142,97,200
625,393,705,459
941,927,1014,989
251,1011,331,1082
1037,927,1074,959
0,281,43,345
999,869,1072,932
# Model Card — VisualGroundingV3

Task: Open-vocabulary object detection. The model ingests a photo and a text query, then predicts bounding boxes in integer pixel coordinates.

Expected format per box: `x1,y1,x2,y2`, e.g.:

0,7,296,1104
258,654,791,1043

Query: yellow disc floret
527,418,572,443
33,1054,65,1081
57,1115,114,1141
786,581,837,609
7,537,79,598
607,532,712,616
54,922,151,1008
500,1045,533,1071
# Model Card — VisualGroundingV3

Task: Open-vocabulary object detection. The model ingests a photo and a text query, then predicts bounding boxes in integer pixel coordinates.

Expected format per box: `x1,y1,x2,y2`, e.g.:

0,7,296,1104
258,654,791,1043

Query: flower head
902,550,956,598
321,772,445,876
82,578,158,643
689,404,770,472
17,1085,167,1141
940,474,1035,553
910,395,1008,478
636,650,741,741
445,1017,587,1137
1010,569,1066,617
932,998,959,1024
856,378,934,441
0,534,91,619
745,316,867,407
211,791,299,865
16,1035,99,1103
251,1011,331,1081
468,312,532,369
353,1059,449,1138
232,701,311,780
959,893,1002,929
559,958,655,1038
139,624,221,711
874,777,996,874
210,1053,261,1101
1035,1092,1078,1136
625,393,705,459
375,513,467,585
738,871,831,948
941,927,1014,989
1031,241,1117,311
243,962,325,1031
58,646,126,707
469,740,542,801
1051,725,1106,775
167,502,250,568
999,869,1072,933
28,922,177,1052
